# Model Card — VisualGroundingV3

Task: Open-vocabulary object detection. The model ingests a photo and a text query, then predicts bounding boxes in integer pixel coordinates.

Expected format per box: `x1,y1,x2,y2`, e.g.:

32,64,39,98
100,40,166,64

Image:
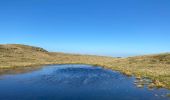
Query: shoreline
0,62,170,90
0,44,170,90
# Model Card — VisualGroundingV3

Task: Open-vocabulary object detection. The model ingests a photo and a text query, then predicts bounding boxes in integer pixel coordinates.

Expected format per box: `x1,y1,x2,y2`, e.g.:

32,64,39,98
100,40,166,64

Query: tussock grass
0,44,170,89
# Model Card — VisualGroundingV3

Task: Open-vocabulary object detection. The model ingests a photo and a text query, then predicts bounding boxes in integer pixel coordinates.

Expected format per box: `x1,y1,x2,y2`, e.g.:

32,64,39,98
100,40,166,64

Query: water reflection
0,64,169,100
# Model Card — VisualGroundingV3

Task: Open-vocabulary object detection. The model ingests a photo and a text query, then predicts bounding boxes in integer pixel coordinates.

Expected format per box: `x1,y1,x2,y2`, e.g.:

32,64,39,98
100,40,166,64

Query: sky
0,0,170,57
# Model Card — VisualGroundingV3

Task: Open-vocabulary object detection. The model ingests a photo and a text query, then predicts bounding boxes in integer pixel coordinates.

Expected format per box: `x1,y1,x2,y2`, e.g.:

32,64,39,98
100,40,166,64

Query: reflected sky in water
0,65,169,100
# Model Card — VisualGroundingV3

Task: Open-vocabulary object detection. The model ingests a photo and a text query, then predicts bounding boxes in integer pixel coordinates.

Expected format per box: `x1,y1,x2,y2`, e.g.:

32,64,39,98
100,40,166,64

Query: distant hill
0,44,169,89
0,44,53,68
128,53,170,64
0,44,115,68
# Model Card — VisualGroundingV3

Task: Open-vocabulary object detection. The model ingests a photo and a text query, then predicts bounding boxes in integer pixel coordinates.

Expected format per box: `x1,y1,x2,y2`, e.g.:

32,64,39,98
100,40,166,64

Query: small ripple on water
0,64,169,100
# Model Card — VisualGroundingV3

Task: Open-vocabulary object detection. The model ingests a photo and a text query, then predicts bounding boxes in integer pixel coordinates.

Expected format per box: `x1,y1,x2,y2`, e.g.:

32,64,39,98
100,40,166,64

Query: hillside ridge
0,44,170,89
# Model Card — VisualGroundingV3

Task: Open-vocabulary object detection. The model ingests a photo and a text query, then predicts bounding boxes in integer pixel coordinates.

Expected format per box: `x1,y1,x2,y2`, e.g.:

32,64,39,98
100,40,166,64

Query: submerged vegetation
0,44,170,89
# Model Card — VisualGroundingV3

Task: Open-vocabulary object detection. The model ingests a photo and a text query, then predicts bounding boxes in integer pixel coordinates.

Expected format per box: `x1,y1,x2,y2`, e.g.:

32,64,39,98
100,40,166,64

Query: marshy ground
0,44,170,89
0,64,169,100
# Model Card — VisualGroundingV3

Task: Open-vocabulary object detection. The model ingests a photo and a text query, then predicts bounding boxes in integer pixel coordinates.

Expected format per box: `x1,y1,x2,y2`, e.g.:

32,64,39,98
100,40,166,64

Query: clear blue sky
0,0,170,57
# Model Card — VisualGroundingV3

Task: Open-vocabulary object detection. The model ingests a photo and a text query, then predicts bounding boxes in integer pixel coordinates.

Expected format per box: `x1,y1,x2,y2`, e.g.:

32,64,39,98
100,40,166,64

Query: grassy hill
0,44,170,89
0,44,115,68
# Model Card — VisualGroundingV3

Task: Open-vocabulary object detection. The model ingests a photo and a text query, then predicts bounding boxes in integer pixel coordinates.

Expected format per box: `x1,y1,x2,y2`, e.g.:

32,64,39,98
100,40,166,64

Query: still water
0,64,169,100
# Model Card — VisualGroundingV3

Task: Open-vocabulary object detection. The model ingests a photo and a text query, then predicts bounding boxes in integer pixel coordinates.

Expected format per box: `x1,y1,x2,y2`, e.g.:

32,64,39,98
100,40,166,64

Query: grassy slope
0,44,170,89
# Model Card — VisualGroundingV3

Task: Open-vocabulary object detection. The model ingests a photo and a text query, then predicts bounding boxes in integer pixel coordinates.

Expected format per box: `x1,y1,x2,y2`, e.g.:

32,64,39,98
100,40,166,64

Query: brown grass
0,44,170,89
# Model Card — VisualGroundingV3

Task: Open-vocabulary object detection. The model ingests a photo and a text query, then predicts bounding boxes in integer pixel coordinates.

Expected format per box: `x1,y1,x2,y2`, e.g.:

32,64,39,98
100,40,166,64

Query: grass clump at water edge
0,44,170,89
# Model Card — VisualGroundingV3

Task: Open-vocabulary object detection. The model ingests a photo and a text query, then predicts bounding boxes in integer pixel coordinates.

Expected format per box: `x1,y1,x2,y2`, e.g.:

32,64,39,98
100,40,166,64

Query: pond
0,64,169,100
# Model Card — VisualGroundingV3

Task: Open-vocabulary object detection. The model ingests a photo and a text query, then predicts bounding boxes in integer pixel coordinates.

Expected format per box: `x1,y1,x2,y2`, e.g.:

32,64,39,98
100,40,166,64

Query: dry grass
0,44,170,89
